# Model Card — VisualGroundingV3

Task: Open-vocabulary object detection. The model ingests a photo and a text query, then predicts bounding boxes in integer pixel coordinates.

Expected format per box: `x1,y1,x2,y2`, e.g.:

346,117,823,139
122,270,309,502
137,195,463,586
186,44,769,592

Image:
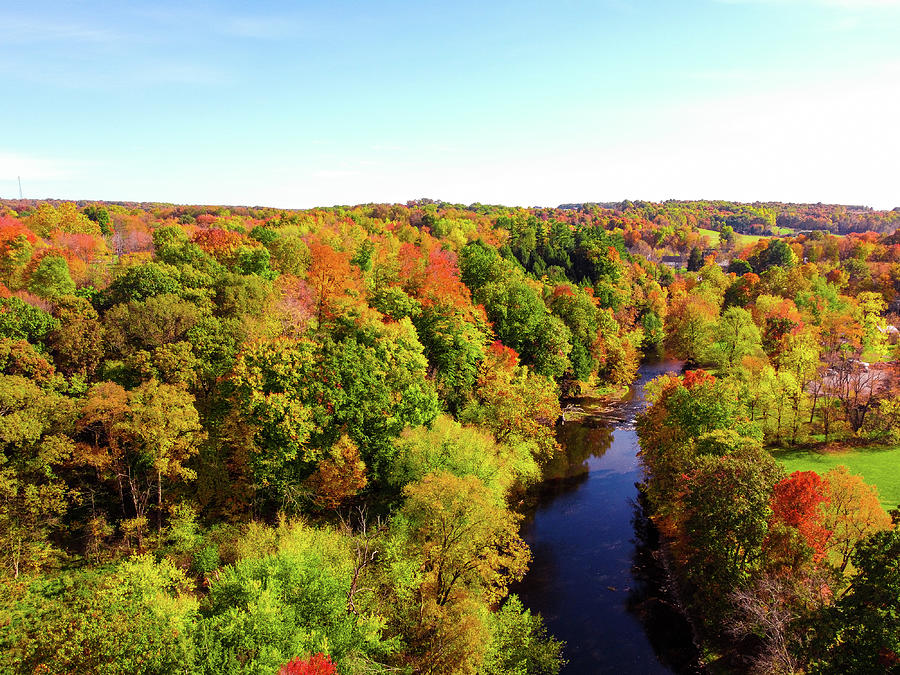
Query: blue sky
1,0,899,208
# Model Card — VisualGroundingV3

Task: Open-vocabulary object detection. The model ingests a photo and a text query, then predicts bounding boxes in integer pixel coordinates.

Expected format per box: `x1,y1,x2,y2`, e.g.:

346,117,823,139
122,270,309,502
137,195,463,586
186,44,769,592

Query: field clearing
697,228,770,248
774,444,900,510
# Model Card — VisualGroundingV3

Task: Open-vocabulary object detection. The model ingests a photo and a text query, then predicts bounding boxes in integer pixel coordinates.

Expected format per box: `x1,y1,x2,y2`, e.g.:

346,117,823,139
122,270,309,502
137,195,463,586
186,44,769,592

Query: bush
192,546,221,577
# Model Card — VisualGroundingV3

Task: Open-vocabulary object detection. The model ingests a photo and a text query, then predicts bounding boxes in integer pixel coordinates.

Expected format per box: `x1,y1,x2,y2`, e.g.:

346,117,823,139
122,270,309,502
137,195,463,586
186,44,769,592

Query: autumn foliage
278,654,338,675
769,470,831,559
682,368,715,389
305,435,367,509
191,228,246,260
0,217,38,245
0,195,898,674
305,241,363,324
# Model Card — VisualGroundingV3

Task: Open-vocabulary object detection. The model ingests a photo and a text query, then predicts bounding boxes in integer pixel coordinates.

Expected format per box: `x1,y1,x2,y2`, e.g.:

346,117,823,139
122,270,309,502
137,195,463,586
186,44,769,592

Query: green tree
720,225,735,246
27,255,76,299
687,246,703,272
390,415,539,498
101,262,183,307
638,370,760,512
0,375,76,577
104,294,207,357
728,258,753,276
3,555,199,674
679,445,783,623
195,520,390,674
459,239,504,291
267,232,311,276
229,318,439,504
812,529,900,674
412,305,489,412
477,278,570,377
750,239,796,272
705,306,762,370
483,595,565,675
0,297,59,345
83,204,112,235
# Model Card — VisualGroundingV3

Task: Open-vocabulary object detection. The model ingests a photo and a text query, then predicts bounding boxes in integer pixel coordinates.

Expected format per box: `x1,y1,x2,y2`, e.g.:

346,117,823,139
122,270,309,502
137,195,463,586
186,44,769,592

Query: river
513,359,704,674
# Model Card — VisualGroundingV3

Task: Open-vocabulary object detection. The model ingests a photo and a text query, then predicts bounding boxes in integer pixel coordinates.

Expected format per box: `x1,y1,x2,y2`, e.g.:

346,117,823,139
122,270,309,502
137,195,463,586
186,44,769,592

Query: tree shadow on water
627,496,707,675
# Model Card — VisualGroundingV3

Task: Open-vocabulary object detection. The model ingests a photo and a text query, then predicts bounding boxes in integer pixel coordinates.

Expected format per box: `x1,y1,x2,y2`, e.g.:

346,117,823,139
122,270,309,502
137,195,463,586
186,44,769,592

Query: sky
1,0,899,209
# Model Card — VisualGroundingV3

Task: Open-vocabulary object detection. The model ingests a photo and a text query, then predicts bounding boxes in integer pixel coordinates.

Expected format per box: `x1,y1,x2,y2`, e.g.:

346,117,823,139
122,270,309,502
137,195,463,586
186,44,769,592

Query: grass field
697,228,770,248
774,444,900,510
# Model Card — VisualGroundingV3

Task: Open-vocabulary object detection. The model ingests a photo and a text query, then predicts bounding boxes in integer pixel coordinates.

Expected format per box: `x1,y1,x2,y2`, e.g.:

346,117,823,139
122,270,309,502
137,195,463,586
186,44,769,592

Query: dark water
513,360,704,674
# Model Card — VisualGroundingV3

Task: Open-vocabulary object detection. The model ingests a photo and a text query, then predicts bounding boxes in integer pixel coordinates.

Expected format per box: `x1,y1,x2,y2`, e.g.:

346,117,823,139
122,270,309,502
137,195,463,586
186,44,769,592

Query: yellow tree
123,379,205,534
402,471,530,608
76,380,204,542
468,342,561,461
399,471,530,675
856,291,888,358
775,329,820,445
664,292,719,364
26,202,102,238
822,466,892,573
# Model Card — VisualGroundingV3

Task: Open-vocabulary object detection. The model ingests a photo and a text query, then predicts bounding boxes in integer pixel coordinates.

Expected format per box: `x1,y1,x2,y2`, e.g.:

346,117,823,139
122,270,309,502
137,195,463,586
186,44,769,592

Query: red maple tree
278,653,338,675
769,470,830,559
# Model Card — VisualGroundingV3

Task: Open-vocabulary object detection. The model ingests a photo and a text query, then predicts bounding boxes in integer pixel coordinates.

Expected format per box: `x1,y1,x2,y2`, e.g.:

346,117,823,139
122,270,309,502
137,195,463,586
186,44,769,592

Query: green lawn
698,228,721,246
774,444,900,511
698,228,770,248
860,346,897,364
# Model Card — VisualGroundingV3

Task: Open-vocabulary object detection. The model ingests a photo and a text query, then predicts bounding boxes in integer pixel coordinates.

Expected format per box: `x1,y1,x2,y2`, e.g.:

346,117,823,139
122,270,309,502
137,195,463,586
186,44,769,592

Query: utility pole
17,176,23,199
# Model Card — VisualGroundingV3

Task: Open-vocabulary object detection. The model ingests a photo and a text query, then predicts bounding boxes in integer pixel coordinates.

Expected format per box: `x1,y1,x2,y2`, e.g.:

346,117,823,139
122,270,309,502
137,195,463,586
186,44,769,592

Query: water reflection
513,361,702,674
542,422,614,481
628,498,704,674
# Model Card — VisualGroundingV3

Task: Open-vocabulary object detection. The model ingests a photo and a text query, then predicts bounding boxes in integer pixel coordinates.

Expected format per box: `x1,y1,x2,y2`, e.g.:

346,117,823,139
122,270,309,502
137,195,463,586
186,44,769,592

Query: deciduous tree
822,466,892,573
401,471,529,607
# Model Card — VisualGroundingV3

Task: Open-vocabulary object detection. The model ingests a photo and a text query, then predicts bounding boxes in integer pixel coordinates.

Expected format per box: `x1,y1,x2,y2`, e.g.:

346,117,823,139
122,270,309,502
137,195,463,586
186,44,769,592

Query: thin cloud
1,16,125,44
0,58,230,90
0,153,96,181
130,6,309,40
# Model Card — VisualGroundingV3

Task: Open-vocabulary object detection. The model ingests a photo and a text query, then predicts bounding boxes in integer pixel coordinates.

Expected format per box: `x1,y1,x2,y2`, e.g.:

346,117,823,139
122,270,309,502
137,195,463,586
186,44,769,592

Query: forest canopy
0,196,898,674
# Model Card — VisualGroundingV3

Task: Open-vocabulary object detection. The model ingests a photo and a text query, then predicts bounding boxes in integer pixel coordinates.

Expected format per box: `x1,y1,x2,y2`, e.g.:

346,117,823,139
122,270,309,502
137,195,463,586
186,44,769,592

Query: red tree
278,653,338,675
420,247,471,307
769,470,830,559
486,340,519,370
191,228,246,261
0,216,39,246
682,369,715,389
306,241,363,324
